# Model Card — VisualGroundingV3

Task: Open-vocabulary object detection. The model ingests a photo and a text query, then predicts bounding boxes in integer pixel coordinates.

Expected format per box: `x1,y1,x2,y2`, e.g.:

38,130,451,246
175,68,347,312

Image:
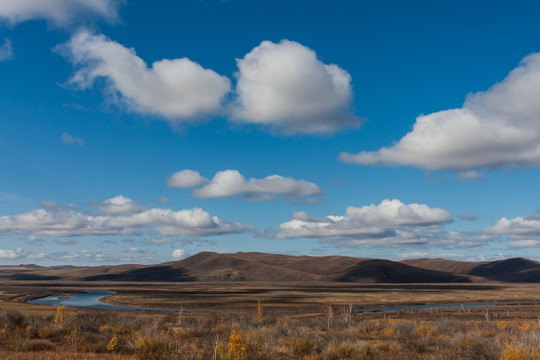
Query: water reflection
29,289,172,311
29,289,523,313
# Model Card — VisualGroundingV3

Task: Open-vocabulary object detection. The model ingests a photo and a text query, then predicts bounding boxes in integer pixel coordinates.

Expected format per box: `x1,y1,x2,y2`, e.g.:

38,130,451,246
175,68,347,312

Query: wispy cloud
0,38,13,61
61,132,85,146
457,214,479,221
0,0,124,27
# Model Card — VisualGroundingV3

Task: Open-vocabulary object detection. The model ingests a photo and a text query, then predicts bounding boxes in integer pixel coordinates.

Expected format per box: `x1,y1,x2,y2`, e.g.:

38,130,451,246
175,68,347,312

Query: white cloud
59,35,359,135
457,170,484,181
508,239,539,248
466,253,505,262
396,251,433,259
276,199,453,245
45,249,160,264
0,248,21,259
0,0,124,27
27,251,45,259
191,169,324,200
172,248,185,259
0,196,253,237
147,238,172,244
89,195,145,214
317,229,494,249
0,248,43,260
457,214,479,221
486,216,540,236
23,235,42,245
59,31,231,125
0,38,13,61
55,239,78,245
61,132,85,146
123,247,153,254
396,251,467,259
232,39,359,134
153,196,172,204
345,199,452,226
482,210,540,249
166,170,209,188
273,200,497,249
340,52,540,171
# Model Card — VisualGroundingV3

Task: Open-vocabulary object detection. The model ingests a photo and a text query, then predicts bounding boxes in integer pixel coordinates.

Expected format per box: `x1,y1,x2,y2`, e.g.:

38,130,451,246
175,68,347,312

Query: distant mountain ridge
2,252,540,283
401,257,540,283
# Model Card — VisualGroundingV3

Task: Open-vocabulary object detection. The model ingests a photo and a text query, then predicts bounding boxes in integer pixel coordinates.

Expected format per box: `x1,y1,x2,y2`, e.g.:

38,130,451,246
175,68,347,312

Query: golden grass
1,281,540,358
0,350,136,359
0,302,539,359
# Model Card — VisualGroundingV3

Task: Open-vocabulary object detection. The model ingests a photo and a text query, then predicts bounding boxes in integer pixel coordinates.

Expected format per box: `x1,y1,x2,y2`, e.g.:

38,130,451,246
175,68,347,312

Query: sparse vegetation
1,304,539,359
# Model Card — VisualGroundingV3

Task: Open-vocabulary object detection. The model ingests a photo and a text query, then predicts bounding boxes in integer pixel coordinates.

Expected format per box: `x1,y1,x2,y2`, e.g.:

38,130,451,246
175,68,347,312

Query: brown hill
468,258,540,282
400,258,487,275
74,252,470,283
167,252,353,281
401,257,540,283
3,252,540,283
337,259,470,283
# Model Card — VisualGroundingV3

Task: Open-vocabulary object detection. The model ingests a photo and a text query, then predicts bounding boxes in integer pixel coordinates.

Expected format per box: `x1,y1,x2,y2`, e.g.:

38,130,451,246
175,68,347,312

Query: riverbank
2,280,540,313
27,288,540,315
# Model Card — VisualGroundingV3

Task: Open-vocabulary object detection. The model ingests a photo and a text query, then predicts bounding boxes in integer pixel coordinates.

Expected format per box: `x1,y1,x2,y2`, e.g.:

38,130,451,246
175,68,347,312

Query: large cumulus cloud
232,40,359,134
275,199,455,246
59,31,232,124
341,52,540,171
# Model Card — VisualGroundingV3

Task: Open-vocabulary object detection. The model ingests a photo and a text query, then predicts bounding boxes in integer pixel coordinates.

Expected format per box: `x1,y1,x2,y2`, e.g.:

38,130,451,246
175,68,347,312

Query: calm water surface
29,289,521,313
29,290,173,312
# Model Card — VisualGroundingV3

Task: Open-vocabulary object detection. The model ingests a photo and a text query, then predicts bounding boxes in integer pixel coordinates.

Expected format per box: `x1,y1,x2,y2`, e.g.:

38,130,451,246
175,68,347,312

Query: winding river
29,289,521,313
29,290,175,312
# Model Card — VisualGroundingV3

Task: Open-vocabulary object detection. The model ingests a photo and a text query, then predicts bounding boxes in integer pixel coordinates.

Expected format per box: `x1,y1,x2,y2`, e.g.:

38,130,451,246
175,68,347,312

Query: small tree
228,330,245,360
255,299,263,324
324,301,334,330
54,306,67,325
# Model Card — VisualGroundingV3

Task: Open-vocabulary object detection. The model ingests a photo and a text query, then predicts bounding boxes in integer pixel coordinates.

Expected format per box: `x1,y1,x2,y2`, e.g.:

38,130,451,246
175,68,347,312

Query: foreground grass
1,305,539,359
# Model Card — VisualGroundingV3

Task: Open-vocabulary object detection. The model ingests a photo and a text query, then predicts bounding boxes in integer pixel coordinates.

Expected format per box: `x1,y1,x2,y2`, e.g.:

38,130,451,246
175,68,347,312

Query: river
29,289,523,313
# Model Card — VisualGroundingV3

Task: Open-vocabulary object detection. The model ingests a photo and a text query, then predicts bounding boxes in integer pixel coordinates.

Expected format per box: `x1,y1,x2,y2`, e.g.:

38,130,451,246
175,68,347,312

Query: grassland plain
0,301,540,359
0,281,539,359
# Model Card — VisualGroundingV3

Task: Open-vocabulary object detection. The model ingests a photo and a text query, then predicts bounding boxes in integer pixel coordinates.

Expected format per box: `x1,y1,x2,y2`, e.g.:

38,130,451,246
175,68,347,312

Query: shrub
5,311,27,331
228,330,246,360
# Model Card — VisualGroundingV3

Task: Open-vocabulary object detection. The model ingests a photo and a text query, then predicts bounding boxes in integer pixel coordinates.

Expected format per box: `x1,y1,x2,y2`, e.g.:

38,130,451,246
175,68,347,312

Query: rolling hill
2,252,540,283
401,257,540,283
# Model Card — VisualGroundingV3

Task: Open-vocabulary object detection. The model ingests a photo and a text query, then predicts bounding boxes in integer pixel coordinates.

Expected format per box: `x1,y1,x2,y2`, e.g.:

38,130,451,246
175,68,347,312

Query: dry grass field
0,300,539,359
0,281,539,359
2,280,538,311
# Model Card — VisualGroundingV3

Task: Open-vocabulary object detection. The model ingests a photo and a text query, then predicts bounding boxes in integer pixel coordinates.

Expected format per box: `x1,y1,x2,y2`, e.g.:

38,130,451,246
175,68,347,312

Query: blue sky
1,0,540,265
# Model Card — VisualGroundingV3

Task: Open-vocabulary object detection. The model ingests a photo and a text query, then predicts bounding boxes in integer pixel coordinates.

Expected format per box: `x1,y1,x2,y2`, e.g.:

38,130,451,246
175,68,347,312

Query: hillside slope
3,252,540,283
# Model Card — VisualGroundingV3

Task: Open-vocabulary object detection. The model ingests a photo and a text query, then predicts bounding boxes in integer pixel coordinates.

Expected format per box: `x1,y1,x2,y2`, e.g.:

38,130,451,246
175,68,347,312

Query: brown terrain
0,252,538,313
1,252,540,359
3,252,540,284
